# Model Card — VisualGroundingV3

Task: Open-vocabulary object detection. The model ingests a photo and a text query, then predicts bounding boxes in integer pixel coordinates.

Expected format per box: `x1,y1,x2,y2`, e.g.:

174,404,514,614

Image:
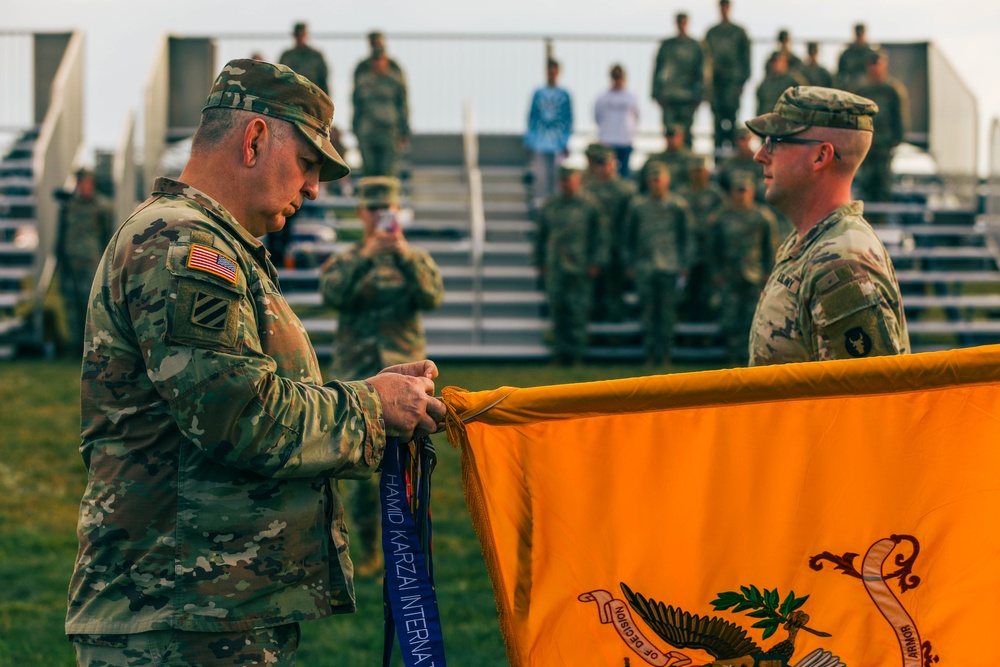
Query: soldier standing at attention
279,22,330,95
756,52,805,116
583,143,635,322
772,29,805,79
652,12,704,148
711,175,780,362
65,59,446,666
318,176,443,575
704,0,751,153
353,46,410,177
854,50,909,203
746,86,909,365
637,124,693,195
353,30,406,85
714,127,762,194
627,161,695,365
802,42,834,88
55,167,113,356
837,23,878,92
677,156,726,322
534,165,603,365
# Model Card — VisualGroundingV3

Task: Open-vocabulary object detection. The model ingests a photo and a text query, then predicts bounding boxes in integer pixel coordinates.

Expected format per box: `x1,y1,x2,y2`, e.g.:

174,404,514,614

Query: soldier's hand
360,231,397,258
367,369,446,441
379,360,438,380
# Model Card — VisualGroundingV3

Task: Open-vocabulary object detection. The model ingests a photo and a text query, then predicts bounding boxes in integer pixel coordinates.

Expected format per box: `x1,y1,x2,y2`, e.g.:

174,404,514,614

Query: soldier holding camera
318,176,443,573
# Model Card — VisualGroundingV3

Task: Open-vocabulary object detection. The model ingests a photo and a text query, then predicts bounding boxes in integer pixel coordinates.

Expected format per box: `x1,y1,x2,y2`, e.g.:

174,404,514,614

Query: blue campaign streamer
380,437,447,666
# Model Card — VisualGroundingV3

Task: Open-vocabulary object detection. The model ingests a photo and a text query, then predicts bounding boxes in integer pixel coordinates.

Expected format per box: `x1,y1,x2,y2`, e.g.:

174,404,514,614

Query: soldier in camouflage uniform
627,161,695,365
56,168,113,356
837,23,878,92
746,85,909,365
583,143,635,322
677,156,725,322
637,124,693,195
651,12,704,147
756,52,806,116
802,42,834,88
534,165,604,364
318,176,443,575
279,22,330,94
711,175,781,362
714,127,762,194
854,50,909,203
65,59,446,666
353,31,406,86
353,47,409,177
704,0,751,152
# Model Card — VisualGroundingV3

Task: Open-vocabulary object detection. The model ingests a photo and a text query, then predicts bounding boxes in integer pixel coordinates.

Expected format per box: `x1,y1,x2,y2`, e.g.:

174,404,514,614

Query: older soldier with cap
583,143,635,322
534,164,603,365
279,22,330,94
627,161,695,365
65,59,446,666
746,86,909,366
318,176,443,575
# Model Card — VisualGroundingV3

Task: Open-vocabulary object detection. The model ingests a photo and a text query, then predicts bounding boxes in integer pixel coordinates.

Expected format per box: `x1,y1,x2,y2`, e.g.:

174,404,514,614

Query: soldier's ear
242,119,268,168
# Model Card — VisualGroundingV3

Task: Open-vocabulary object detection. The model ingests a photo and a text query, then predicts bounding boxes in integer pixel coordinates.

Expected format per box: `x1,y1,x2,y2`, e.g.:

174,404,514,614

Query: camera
375,209,399,233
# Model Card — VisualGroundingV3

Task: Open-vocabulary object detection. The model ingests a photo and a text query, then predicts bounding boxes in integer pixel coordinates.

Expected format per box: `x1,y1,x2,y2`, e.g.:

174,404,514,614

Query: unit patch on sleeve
187,243,239,284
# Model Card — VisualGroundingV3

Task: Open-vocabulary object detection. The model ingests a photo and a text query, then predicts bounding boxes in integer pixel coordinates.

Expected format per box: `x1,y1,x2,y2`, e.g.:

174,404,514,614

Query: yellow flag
443,346,1000,667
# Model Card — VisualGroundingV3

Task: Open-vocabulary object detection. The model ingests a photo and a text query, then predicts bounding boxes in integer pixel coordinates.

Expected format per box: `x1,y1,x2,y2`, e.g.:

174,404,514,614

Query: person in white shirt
594,64,640,177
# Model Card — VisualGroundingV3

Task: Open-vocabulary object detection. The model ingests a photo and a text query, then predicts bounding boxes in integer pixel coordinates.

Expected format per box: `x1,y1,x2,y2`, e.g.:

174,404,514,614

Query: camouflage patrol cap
645,161,670,178
585,143,613,162
357,176,401,207
729,172,756,190
745,86,878,137
203,59,350,181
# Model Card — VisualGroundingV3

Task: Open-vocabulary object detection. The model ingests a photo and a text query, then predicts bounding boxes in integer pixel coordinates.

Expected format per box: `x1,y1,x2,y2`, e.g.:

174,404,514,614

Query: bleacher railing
463,100,486,345
30,31,85,342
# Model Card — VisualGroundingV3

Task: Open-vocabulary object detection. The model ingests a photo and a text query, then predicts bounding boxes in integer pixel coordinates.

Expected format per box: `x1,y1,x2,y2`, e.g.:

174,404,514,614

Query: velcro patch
187,244,239,284
191,293,231,330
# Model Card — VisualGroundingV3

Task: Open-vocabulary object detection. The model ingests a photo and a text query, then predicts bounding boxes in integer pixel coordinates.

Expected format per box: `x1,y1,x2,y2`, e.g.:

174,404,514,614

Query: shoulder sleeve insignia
187,243,239,284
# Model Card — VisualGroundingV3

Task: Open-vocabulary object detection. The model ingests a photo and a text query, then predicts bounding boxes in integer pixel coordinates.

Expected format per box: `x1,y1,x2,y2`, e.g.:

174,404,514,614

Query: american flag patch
187,244,239,284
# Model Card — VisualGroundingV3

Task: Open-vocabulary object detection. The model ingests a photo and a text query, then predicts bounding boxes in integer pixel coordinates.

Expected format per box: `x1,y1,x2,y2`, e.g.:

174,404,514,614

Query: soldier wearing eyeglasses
745,86,909,366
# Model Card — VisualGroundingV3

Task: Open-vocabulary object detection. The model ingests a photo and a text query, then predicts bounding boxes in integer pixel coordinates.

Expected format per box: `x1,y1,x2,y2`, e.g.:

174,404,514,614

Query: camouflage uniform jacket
627,193,695,274
704,21,751,86
583,176,636,267
748,201,910,366
711,202,781,285
802,62,835,88
676,184,725,264
533,194,604,275
652,36,705,104
279,45,330,94
353,56,406,86
58,193,114,276
66,177,386,635
319,244,443,380
837,43,878,91
756,72,806,115
637,147,693,194
352,71,409,139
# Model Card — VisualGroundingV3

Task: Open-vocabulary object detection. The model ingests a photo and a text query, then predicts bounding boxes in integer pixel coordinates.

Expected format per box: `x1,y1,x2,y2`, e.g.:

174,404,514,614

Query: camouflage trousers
719,277,764,363
710,82,743,150
546,271,592,363
59,267,95,354
636,270,680,363
858,144,894,204
659,101,698,147
358,134,400,178
71,624,299,667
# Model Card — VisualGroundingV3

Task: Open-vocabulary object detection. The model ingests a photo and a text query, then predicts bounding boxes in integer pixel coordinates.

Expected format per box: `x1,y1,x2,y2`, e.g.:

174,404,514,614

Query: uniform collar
152,177,269,249
787,201,864,257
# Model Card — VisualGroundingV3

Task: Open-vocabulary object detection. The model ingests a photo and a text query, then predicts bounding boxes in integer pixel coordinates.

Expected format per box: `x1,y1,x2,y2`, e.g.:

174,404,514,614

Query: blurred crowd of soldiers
530,0,909,365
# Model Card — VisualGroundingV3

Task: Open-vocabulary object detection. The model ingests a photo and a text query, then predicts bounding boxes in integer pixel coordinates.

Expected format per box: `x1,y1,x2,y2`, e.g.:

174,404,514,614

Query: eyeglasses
764,135,841,160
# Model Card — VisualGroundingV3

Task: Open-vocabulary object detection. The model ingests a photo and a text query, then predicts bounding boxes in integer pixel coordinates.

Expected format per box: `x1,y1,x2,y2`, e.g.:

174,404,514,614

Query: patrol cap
357,176,401,207
645,161,670,178
585,143,613,162
558,163,581,178
293,22,307,36
777,29,790,42
665,123,685,137
676,12,688,21
729,172,756,191
745,85,878,137
368,30,384,42
807,41,819,54
203,59,350,181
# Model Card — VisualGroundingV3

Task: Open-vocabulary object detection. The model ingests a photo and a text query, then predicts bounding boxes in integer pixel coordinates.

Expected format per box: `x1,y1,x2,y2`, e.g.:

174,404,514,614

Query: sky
5,0,1000,173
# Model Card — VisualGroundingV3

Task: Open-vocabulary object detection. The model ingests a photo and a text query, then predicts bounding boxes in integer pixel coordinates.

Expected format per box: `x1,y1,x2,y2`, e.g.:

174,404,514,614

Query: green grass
0,358,714,666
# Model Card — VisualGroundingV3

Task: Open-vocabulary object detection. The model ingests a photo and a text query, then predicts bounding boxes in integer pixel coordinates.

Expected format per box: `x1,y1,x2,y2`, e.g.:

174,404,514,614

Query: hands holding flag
367,360,446,441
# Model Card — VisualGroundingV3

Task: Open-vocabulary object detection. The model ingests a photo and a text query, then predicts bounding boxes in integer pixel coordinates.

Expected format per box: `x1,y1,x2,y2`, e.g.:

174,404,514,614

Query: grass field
0,357,717,666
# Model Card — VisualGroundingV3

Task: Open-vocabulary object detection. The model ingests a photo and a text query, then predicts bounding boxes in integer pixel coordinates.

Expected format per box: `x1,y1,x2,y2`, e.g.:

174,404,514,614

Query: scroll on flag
442,345,1000,667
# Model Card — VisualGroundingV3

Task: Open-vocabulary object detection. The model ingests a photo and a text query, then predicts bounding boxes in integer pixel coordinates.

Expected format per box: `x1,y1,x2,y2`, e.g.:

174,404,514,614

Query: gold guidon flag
442,345,1000,667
